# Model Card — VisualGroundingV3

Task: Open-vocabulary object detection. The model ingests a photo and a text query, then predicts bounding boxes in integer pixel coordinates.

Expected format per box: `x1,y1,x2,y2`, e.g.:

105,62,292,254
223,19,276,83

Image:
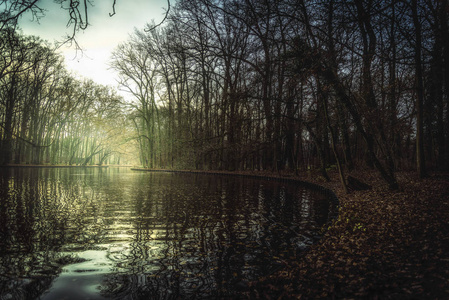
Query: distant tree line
0,29,136,166
111,0,448,189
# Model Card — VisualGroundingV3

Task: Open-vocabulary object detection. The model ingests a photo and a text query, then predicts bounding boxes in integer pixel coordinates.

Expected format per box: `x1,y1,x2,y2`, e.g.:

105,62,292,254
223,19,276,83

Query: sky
18,0,169,89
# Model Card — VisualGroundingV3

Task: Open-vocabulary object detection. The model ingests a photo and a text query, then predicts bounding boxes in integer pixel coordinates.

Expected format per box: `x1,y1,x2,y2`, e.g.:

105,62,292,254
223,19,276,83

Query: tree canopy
0,28,138,166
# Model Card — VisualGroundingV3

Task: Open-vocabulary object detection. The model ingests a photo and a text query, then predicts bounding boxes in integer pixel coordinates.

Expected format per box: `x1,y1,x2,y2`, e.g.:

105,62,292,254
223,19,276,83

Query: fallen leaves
250,171,449,299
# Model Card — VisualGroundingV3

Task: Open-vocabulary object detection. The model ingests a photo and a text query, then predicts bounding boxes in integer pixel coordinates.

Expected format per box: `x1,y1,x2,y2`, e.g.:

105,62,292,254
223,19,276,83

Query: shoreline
0,164,135,168
132,168,449,298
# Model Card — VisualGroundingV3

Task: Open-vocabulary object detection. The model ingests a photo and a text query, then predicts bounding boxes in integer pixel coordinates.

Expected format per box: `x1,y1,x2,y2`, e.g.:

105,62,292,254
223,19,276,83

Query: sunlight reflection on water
41,250,111,300
0,167,336,299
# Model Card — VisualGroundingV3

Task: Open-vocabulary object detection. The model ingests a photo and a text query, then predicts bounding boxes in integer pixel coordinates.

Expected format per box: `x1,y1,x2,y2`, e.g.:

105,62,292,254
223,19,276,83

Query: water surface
0,167,336,299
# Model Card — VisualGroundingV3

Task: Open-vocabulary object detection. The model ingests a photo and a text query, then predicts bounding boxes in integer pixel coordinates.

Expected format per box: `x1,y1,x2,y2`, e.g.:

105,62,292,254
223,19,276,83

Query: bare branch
145,0,170,32
0,0,42,31
109,0,117,17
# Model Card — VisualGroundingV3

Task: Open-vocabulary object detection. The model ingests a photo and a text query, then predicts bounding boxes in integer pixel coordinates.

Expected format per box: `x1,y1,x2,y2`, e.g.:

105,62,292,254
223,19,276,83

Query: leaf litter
244,170,449,299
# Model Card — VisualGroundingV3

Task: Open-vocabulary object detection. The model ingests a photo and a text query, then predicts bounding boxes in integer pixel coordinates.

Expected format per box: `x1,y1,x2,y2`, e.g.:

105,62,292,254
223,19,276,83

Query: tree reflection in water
0,168,336,299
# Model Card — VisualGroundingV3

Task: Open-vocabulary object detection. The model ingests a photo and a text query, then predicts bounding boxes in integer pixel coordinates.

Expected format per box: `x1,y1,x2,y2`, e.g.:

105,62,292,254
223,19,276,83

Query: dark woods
111,0,448,189
1,0,449,189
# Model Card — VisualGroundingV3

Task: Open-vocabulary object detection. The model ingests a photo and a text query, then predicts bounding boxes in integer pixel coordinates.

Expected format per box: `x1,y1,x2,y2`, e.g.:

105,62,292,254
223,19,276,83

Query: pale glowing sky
19,0,169,88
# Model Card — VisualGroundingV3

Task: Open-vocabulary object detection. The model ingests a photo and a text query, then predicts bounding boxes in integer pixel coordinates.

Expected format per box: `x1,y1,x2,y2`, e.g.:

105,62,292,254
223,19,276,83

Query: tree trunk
320,66,399,189
320,80,348,193
1,74,17,165
412,0,427,178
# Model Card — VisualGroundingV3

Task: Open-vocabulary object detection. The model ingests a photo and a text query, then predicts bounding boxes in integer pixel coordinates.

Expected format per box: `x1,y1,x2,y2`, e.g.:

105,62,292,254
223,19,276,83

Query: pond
0,167,337,299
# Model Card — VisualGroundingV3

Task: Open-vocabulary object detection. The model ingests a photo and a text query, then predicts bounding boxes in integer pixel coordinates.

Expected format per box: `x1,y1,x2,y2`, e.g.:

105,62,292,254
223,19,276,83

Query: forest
1,1,449,298
0,31,136,166
1,0,448,190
